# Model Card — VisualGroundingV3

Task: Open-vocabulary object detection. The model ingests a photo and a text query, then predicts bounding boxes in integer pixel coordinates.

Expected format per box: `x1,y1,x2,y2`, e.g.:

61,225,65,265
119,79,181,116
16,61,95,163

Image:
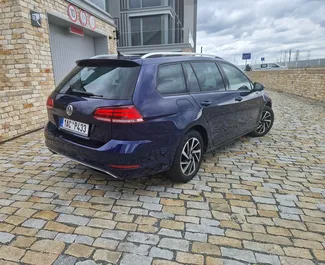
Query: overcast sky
196,0,325,64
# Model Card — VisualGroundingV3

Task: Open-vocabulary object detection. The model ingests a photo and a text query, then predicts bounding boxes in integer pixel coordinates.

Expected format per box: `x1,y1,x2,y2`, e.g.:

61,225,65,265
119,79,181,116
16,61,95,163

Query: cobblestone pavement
1,90,325,265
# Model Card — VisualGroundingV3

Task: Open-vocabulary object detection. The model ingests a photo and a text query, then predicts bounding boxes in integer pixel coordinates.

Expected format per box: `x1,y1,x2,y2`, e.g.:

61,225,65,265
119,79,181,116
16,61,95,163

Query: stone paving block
21,251,58,265
185,232,207,242
158,228,182,238
75,235,94,245
74,226,103,237
11,236,37,248
255,253,281,265
53,255,77,265
176,252,204,265
120,253,152,265
93,238,119,250
55,233,77,243
87,219,116,229
127,232,159,245
65,243,94,258
93,249,121,263
33,210,58,220
0,246,25,262
45,221,75,233
55,206,75,214
209,235,242,248
22,218,46,229
159,238,190,251
243,241,284,255
117,242,151,255
279,256,315,265
186,223,224,235
36,229,58,239
149,247,174,260
30,239,65,254
101,229,127,240
192,242,221,255
221,247,256,263
0,231,15,243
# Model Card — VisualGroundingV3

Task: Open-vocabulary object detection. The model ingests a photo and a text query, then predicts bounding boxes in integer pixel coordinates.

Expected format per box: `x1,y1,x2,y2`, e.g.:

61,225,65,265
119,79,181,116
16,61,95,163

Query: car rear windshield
54,63,140,100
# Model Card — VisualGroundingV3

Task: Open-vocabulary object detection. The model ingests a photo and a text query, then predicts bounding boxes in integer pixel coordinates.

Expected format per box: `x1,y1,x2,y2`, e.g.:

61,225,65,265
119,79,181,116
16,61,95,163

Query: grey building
107,0,198,54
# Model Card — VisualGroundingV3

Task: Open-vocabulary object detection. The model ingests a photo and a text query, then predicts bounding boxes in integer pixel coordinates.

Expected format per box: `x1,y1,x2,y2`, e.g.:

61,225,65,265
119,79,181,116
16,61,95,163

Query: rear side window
191,62,225,92
157,64,186,95
55,65,140,99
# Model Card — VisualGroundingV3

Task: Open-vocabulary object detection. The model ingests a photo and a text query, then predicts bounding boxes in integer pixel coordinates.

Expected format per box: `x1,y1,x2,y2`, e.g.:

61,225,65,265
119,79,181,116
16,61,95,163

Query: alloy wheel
256,110,272,134
180,137,201,176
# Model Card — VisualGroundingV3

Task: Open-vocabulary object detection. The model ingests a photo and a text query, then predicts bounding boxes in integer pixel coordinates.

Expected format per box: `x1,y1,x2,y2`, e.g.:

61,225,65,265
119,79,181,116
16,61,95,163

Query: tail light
94,106,144,123
46,97,54,109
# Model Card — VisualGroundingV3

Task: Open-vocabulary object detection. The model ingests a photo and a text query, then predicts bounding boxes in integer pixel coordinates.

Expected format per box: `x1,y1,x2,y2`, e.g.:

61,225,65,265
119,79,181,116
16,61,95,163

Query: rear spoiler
76,59,141,67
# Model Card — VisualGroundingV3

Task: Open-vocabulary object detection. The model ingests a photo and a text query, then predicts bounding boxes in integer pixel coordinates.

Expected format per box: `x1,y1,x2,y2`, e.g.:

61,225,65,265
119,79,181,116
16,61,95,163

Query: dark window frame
181,62,200,93
156,62,188,97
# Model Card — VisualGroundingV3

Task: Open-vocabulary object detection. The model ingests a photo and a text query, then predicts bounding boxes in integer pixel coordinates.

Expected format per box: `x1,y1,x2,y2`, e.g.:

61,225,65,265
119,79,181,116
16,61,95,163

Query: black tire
166,130,204,183
249,106,274,137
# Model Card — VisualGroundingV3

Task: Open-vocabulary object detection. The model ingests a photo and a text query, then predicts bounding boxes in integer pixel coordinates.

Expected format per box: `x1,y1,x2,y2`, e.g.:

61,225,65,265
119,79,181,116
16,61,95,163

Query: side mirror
253,82,264,91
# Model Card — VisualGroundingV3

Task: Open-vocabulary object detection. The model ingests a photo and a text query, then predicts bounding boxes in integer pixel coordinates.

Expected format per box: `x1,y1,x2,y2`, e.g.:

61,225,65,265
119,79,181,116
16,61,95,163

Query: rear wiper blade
71,89,103,98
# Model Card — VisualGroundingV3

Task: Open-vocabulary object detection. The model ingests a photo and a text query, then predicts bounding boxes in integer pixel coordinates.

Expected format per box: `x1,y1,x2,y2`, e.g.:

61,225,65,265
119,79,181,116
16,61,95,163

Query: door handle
235,97,243,102
200,101,212,106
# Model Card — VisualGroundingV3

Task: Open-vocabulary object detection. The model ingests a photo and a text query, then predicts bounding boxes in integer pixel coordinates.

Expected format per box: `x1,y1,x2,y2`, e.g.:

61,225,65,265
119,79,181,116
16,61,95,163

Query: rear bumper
48,148,120,179
44,122,178,179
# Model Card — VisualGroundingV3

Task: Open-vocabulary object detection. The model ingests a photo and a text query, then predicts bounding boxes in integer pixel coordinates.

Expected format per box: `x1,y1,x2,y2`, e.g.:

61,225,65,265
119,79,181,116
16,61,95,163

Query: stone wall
0,0,116,142
247,68,325,102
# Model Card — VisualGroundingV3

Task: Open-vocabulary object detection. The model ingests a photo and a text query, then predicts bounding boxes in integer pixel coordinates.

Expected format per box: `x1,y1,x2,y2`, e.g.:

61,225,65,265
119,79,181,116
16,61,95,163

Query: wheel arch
186,125,209,153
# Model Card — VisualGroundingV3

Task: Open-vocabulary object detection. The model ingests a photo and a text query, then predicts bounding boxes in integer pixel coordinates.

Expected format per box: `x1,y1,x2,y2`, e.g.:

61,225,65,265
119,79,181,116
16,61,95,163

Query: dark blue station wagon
45,52,274,182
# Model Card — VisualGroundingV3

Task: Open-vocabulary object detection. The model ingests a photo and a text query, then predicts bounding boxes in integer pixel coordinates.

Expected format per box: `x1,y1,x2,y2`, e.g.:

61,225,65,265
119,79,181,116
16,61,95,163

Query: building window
130,15,163,46
88,0,106,10
130,0,141,8
129,0,162,8
130,17,141,46
143,16,162,45
142,0,162,7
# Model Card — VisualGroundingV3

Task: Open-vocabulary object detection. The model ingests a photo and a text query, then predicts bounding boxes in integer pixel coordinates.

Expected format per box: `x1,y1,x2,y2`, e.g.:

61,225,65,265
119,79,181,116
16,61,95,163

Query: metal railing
117,28,194,48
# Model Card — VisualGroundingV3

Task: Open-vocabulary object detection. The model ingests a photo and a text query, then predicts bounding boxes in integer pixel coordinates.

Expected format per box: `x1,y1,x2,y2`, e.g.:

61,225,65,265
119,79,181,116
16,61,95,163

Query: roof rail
91,53,140,59
141,52,222,59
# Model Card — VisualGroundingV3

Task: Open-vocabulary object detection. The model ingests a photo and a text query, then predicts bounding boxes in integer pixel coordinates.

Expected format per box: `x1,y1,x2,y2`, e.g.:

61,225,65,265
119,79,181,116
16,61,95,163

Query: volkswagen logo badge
66,105,73,116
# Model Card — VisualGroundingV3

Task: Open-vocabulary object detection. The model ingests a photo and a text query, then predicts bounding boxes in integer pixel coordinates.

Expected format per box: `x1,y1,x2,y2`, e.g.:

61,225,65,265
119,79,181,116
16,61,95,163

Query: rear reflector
109,164,141,169
94,106,144,123
46,97,54,109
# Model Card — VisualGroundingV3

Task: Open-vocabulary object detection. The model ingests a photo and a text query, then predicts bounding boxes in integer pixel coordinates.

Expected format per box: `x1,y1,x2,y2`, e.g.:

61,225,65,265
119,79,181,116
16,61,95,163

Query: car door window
183,63,200,93
191,62,225,92
157,64,186,95
220,63,252,91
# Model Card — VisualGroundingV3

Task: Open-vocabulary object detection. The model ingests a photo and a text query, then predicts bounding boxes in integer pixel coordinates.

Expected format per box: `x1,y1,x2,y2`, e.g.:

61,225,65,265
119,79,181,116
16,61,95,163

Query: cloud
196,0,325,64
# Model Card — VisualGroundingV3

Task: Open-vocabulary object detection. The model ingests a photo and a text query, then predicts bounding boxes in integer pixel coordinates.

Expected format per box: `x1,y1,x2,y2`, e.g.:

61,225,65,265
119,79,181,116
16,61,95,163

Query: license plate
59,118,89,137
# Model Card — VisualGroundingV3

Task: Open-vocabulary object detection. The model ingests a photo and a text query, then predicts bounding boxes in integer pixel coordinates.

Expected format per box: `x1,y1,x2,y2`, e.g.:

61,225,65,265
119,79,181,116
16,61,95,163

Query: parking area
0,90,325,265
